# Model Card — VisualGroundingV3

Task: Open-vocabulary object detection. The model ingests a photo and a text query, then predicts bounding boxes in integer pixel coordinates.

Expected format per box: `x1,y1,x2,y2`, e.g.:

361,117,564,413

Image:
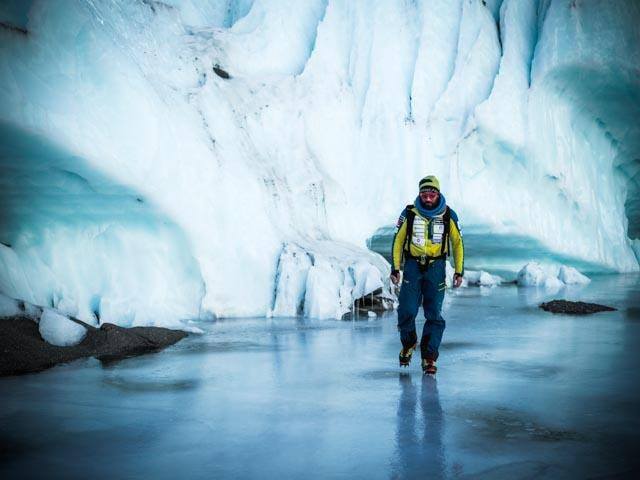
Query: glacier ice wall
0,123,206,326
0,0,639,325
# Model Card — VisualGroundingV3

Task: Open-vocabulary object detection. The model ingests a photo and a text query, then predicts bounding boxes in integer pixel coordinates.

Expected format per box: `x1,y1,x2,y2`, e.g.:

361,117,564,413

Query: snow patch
38,308,87,347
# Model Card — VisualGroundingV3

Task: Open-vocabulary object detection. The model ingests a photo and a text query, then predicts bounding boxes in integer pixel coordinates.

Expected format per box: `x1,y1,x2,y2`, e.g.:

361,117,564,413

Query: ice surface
164,0,254,29
271,244,313,317
1,274,638,478
633,239,640,261
0,292,21,317
38,308,87,347
0,0,638,326
0,292,43,321
23,302,41,320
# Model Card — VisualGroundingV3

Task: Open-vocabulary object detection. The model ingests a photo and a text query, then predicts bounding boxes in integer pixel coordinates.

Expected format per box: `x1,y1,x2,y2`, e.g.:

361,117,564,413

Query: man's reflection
392,373,445,479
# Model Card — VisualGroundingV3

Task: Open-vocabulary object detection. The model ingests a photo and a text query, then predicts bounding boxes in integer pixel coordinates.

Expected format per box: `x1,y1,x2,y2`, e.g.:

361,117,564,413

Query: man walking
390,175,464,375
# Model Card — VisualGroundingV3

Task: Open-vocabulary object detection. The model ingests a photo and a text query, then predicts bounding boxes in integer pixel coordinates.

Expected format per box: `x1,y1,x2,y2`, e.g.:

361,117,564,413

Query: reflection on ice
393,374,444,479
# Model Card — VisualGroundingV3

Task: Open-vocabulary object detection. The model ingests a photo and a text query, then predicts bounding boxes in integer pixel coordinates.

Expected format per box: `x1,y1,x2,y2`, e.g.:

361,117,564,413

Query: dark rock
539,300,616,315
0,316,187,376
213,65,231,79
350,287,395,317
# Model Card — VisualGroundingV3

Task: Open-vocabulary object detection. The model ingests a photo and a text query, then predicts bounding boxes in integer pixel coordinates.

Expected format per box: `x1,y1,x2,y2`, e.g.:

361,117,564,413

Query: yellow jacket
392,205,464,275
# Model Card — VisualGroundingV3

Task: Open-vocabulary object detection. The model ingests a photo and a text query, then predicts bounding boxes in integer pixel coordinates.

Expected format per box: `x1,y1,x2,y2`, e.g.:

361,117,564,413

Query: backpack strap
402,204,415,255
440,206,451,256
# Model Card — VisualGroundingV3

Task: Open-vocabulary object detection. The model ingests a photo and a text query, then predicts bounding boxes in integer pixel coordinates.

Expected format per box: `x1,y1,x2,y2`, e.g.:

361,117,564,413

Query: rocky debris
539,300,616,315
0,316,187,376
352,287,395,316
213,65,231,79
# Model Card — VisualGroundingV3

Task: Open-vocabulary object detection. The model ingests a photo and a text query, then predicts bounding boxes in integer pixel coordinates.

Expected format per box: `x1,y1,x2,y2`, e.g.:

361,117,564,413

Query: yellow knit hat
419,175,440,192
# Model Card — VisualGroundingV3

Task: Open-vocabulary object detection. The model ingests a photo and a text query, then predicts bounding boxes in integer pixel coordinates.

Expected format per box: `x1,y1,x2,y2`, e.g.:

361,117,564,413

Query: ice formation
445,262,503,288
0,292,22,317
557,265,591,285
464,270,504,288
271,241,391,319
0,0,638,325
38,308,87,347
517,261,590,288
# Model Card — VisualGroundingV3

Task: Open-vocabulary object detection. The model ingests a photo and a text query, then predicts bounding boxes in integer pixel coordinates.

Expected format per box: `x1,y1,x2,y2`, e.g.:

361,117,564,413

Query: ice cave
1,1,639,478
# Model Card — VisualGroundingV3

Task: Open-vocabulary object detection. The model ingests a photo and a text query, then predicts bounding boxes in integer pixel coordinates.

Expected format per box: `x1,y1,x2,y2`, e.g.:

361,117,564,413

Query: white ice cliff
0,0,638,325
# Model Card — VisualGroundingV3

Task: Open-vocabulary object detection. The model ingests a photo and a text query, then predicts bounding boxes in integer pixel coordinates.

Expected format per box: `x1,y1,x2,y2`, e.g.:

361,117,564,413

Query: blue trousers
397,258,446,361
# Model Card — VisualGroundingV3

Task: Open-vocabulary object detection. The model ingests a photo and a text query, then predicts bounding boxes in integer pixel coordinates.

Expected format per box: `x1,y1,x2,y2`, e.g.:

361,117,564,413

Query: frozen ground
1,273,639,479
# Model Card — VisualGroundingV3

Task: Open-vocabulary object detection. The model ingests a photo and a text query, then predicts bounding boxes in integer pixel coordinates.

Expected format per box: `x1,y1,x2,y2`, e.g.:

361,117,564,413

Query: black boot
399,343,417,367
399,331,418,367
422,358,437,375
